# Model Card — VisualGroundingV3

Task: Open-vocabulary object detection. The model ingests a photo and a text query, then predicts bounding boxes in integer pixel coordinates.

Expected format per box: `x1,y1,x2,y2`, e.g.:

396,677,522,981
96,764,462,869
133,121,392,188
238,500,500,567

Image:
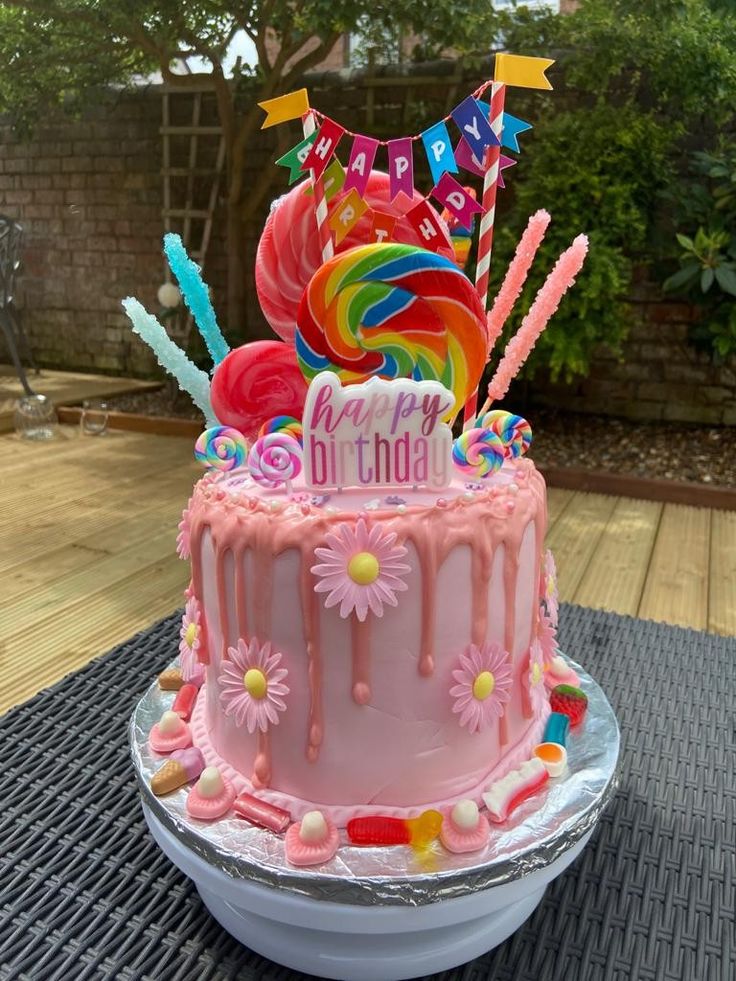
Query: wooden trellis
160,84,226,347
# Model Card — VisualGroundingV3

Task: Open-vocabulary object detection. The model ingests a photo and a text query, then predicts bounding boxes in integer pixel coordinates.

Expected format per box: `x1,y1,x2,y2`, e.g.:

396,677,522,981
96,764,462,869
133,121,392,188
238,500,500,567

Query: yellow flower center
347,551,380,585
185,622,198,647
472,670,495,701
531,662,543,686
243,668,267,699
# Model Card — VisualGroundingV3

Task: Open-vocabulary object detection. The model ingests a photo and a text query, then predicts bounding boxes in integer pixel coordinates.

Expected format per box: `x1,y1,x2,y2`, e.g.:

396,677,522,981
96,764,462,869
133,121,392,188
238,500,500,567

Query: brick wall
529,288,736,426
1,73,733,425
0,91,165,375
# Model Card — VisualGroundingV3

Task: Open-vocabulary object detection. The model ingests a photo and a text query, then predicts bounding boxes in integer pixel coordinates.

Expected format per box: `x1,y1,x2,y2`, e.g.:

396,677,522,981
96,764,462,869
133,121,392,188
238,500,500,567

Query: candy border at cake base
130,649,618,902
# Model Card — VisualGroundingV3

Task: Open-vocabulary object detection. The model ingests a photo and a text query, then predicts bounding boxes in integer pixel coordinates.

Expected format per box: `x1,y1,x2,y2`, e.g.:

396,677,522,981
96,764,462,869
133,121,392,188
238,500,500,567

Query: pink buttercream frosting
182,458,550,824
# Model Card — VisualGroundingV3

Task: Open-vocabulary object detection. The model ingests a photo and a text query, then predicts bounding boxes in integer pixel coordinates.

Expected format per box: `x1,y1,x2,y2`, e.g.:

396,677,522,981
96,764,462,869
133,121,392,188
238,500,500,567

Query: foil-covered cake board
131,655,619,980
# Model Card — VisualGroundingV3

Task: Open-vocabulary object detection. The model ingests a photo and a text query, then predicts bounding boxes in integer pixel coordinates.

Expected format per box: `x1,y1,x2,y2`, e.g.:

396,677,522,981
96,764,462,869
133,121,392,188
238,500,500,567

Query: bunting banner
260,54,555,256
421,119,458,185
329,188,368,245
388,138,414,201
370,211,397,244
300,118,345,181
343,135,379,197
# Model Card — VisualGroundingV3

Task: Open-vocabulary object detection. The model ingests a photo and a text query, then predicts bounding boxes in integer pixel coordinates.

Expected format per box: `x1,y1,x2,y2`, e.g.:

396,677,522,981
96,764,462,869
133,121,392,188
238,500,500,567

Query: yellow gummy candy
407,809,443,847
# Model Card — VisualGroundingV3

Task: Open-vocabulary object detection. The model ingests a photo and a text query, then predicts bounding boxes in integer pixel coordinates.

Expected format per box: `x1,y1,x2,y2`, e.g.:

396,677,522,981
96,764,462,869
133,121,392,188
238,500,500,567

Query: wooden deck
0,364,160,433
1,427,734,714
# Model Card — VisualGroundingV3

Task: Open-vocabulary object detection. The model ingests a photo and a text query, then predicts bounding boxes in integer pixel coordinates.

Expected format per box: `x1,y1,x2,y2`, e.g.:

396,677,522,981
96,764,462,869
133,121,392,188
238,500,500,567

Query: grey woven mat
1,605,734,981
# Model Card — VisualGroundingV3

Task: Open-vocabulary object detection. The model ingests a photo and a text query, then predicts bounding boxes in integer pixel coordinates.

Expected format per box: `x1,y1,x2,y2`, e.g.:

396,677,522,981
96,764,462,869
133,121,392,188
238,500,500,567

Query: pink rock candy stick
486,209,551,354
483,234,589,410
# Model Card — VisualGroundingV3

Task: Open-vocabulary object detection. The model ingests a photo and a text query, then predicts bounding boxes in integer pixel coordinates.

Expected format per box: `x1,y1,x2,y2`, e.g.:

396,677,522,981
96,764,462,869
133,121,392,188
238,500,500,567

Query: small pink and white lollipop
247,432,303,493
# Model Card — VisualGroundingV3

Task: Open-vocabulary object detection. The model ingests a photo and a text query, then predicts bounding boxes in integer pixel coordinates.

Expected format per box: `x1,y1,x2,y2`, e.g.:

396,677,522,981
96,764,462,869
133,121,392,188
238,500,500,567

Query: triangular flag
300,118,345,181
258,89,310,128
494,54,554,90
329,188,368,245
501,113,533,153
275,133,316,185
303,158,346,203
370,211,397,244
431,173,484,230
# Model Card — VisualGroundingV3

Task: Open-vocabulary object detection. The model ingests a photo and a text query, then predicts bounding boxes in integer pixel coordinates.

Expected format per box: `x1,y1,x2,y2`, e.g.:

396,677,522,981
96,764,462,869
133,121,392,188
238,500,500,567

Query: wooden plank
544,491,619,602
574,497,662,617
638,504,711,630
708,510,736,636
546,487,574,529
1,557,188,713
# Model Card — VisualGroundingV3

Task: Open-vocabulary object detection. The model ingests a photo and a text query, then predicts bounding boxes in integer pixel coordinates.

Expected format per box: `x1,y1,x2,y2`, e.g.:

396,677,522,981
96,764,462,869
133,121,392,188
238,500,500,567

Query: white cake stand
133,657,618,981
144,802,592,980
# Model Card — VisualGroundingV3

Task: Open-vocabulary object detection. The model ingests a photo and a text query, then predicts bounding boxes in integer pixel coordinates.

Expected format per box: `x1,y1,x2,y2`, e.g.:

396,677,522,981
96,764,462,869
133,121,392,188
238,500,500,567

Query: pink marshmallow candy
440,800,490,854
545,655,580,689
285,810,340,867
186,766,236,821
149,710,192,754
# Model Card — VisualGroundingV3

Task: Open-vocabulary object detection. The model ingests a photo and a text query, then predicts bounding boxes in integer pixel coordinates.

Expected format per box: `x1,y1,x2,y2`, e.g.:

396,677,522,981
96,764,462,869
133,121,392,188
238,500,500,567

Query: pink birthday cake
130,61,591,862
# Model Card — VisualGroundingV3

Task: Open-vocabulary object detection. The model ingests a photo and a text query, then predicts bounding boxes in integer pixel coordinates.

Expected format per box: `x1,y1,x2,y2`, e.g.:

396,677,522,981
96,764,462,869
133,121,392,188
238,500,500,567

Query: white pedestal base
144,804,592,981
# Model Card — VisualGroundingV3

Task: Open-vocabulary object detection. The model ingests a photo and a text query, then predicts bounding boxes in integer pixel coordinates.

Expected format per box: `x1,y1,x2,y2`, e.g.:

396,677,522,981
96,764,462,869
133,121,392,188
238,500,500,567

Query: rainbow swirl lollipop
194,426,247,472
452,427,505,478
477,410,532,458
258,415,304,447
248,432,303,489
296,243,488,418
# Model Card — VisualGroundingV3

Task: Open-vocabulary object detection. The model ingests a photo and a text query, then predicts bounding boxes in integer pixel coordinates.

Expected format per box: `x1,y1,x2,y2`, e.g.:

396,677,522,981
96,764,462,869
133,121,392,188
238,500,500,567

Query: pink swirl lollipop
256,170,454,343
248,432,303,491
476,409,532,458
452,427,505,478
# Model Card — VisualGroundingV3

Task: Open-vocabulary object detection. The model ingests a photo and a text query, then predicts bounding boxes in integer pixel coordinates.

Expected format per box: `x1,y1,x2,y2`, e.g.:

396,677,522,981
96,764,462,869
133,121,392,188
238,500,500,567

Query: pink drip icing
252,730,271,787
300,543,323,763
351,615,371,705
186,459,547,784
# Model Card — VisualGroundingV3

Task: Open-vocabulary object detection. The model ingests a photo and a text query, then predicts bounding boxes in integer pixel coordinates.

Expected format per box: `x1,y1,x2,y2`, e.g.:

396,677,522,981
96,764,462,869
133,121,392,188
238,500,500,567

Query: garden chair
0,215,36,396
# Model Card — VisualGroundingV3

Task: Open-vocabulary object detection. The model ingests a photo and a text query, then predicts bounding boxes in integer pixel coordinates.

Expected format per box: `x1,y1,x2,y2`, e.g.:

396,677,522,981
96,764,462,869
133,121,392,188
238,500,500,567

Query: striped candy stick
302,111,334,264
463,81,506,428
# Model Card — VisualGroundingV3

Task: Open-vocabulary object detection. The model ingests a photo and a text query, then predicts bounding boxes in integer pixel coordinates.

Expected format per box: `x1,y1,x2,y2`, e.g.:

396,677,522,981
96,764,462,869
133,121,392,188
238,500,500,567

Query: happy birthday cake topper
303,373,455,491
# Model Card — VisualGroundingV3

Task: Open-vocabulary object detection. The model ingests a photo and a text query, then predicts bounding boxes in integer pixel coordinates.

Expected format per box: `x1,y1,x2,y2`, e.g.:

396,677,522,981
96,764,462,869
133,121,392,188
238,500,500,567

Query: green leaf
676,233,694,251
701,268,715,292
663,263,701,292
714,265,736,296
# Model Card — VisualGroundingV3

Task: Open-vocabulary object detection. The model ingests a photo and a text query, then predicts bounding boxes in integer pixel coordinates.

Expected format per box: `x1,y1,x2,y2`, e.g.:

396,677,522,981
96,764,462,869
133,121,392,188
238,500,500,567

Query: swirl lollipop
296,243,488,420
194,426,247,472
256,171,454,343
258,415,304,447
476,410,533,458
248,432,303,492
452,428,505,478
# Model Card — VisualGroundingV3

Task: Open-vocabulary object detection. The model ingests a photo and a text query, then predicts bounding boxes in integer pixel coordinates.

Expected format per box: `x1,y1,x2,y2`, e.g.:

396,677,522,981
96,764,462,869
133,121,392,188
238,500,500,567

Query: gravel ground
104,389,735,488
528,408,735,486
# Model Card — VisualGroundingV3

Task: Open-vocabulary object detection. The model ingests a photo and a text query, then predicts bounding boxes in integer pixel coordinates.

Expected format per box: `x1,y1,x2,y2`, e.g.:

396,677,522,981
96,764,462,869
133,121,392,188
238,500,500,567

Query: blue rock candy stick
543,711,570,747
163,232,229,366
122,297,217,425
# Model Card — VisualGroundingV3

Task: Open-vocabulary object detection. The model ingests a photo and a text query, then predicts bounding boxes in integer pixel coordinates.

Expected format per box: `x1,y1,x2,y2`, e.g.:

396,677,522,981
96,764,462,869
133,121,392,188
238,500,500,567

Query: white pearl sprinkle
451,799,479,830
158,710,182,735
197,766,224,799
299,810,328,843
